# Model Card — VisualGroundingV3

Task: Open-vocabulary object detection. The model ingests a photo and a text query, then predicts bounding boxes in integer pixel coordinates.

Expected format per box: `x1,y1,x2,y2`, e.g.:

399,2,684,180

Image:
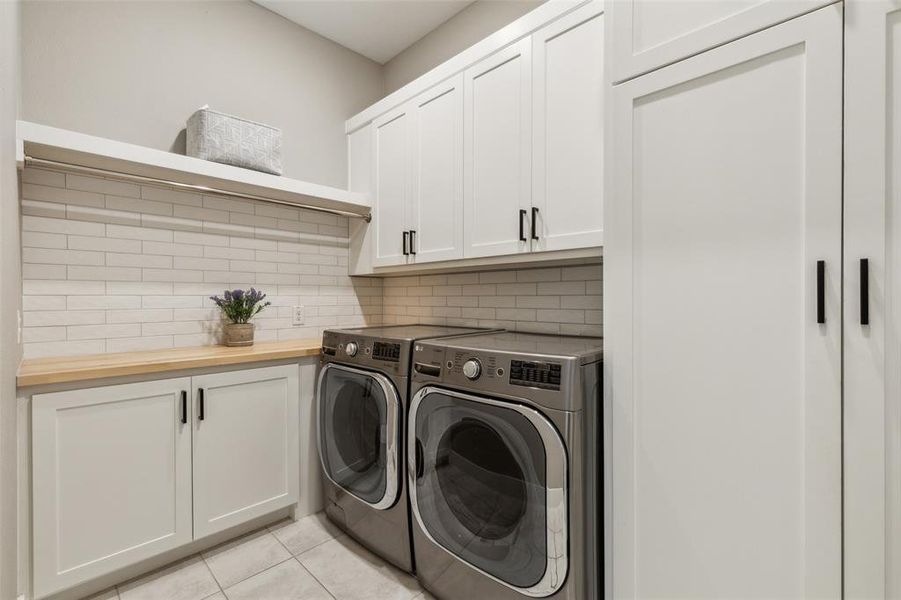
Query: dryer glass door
318,364,400,510
409,386,567,596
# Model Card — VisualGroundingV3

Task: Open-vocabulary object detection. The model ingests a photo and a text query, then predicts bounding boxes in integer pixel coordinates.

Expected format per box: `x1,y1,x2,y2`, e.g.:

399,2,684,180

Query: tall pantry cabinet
605,3,843,599
844,2,901,598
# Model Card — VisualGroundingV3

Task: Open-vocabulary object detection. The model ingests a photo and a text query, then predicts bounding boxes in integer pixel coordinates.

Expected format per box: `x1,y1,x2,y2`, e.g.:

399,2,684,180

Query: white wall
0,2,20,598
383,0,545,93
20,0,385,187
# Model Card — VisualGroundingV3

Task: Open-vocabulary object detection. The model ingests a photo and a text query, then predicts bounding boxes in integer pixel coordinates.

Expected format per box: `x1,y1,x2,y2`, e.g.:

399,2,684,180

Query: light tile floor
83,512,437,600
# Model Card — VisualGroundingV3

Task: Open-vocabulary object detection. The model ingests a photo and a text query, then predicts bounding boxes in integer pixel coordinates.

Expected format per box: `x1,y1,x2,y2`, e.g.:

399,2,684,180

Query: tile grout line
199,551,226,598
293,557,337,600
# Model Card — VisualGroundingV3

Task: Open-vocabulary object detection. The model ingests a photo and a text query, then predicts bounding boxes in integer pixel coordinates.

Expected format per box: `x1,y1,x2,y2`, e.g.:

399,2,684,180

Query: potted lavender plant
210,288,271,347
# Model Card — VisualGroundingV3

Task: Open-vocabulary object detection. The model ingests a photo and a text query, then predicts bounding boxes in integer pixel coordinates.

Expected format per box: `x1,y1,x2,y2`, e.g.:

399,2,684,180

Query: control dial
345,342,358,357
462,358,482,380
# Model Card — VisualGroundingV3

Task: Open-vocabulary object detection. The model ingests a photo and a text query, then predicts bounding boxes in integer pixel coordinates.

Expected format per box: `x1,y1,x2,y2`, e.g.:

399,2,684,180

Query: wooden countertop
17,339,321,387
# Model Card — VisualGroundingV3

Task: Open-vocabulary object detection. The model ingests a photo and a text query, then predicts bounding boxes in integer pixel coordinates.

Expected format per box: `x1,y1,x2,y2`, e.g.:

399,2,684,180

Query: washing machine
316,325,498,573
408,331,603,599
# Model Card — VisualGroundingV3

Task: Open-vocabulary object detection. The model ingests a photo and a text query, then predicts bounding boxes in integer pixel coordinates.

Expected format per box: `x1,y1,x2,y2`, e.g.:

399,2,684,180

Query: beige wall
0,1,20,598
383,0,545,93
21,1,385,188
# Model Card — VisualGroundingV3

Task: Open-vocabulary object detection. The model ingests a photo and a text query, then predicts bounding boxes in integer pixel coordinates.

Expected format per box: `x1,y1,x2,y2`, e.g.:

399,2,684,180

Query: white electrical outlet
292,305,305,326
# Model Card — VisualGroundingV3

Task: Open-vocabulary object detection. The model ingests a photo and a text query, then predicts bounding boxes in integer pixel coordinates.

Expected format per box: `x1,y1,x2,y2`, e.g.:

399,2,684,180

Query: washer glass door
318,364,400,509
410,386,567,596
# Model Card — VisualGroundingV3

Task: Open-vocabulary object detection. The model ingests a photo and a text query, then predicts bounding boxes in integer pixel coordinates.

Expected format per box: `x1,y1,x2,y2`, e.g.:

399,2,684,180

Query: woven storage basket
186,107,283,175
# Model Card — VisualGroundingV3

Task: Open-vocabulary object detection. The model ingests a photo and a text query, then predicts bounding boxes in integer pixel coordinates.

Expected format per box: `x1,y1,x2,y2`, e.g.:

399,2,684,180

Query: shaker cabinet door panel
463,38,532,259
409,74,465,264
372,107,412,268
32,378,193,599
606,6,841,599
843,2,901,597
192,364,299,538
608,0,835,83
532,1,604,252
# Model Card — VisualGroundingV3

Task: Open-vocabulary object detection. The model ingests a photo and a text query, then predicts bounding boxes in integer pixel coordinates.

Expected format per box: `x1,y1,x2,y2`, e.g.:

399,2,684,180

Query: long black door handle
860,258,869,325
531,207,539,240
410,230,417,255
816,260,825,324
198,388,205,421
519,209,527,242
415,439,424,479
180,390,187,424
402,231,409,256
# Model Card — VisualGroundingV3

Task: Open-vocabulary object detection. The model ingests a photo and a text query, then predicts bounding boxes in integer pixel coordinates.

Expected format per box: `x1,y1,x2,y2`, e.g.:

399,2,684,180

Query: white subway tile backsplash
23,248,104,265
69,235,142,253
66,173,140,198
22,168,65,187
380,263,602,337
21,231,67,249
23,264,67,280
23,183,105,208
20,166,600,358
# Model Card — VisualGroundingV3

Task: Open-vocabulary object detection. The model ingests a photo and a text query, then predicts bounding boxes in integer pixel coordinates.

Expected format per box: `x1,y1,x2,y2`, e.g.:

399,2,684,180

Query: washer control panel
510,360,562,390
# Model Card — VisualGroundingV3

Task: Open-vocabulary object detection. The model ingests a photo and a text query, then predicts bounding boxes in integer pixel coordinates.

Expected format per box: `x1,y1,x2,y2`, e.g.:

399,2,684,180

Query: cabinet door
408,74,464,264
844,3,901,598
193,364,299,538
532,1,604,252
606,6,841,599
608,0,834,83
32,378,192,598
372,106,411,268
463,38,532,258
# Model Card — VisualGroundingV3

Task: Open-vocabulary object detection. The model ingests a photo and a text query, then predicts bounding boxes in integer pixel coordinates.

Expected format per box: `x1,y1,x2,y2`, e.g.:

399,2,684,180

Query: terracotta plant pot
224,323,254,347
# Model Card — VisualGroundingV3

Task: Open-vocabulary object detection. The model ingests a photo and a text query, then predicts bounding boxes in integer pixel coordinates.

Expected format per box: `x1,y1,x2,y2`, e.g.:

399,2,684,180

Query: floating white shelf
15,121,371,220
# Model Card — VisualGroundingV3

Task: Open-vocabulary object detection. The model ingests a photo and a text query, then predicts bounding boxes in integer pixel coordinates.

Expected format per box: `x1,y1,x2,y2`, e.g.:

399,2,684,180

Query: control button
345,342,358,357
496,367,504,377
462,359,482,380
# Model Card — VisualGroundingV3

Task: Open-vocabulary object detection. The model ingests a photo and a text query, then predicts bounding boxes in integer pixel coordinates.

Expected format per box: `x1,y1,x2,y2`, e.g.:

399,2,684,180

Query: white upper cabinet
409,74,465,263
192,365,299,538
608,0,835,83
351,1,606,271
532,1,604,252
463,38,533,259
372,107,412,268
32,378,193,599
606,5,842,599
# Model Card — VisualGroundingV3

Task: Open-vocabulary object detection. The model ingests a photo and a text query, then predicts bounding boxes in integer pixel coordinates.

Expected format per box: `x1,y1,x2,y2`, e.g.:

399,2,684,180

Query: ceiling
254,0,475,64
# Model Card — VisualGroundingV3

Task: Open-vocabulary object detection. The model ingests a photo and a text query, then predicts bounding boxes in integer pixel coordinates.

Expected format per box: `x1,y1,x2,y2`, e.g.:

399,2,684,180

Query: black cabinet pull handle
402,231,409,256
410,230,417,255
531,207,539,240
415,439,424,479
519,209,527,242
198,388,205,421
816,260,825,324
860,258,869,326
180,390,187,424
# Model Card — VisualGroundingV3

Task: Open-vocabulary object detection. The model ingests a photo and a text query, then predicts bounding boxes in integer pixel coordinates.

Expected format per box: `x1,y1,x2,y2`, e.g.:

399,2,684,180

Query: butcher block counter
17,338,321,387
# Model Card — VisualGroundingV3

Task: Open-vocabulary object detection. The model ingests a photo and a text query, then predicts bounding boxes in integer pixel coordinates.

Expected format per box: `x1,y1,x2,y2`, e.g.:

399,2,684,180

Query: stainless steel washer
317,325,498,573
408,332,603,599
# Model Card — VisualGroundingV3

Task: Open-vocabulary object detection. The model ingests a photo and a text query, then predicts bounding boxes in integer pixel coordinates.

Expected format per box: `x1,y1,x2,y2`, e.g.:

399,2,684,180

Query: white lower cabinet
193,365,299,538
32,377,193,599
607,5,842,599
31,364,300,598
